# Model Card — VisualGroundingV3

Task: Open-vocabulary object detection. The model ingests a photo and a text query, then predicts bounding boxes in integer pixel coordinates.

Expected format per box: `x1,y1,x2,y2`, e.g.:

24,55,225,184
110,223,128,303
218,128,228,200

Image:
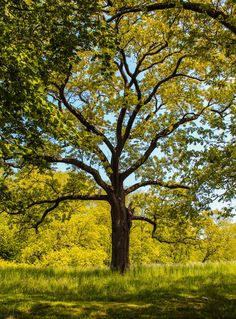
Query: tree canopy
0,0,235,272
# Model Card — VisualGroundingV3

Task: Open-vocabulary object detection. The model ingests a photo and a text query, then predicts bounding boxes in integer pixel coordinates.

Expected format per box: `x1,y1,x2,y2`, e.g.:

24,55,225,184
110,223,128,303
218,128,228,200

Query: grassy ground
0,262,235,319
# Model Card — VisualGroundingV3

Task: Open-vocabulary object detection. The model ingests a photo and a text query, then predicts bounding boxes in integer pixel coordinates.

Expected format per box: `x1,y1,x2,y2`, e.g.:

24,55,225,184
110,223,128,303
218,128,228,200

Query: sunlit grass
0,261,235,318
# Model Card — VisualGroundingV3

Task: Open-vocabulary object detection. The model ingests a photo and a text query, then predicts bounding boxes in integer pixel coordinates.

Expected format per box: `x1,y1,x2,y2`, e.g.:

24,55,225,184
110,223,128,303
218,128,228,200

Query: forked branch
53,82,115,155
122,111,201,180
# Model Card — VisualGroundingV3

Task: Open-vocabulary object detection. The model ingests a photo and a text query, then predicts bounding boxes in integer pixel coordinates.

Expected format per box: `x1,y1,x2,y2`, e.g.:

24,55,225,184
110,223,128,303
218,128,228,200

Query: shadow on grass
0,272,235,319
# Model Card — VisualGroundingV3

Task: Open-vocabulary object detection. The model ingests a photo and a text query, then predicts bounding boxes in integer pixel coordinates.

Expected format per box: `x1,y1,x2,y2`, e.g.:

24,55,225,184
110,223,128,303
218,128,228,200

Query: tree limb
132,215,199,244
126,180,190,194
52,80,114,176
139,50,181,73
31,194,108,232
114,61,128,87
116,107,127,149
120,49,142,99
114,62,129,149
122,112,201,180
121,55,188,147
132,215,157,228
144,55,188,105
211,97,235,117
43,155,111,193
28,194,108,209
106,0,113,6
108,1,236,35
132,41,168,82
53,83,115,156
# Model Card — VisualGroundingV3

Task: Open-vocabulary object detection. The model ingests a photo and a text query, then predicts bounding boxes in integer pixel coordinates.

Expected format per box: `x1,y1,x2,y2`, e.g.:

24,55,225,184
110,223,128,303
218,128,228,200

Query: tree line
0,169,235,266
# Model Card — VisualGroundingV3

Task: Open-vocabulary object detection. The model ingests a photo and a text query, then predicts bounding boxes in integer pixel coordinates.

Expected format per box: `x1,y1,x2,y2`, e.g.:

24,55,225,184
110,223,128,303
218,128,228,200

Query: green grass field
0,262,235,319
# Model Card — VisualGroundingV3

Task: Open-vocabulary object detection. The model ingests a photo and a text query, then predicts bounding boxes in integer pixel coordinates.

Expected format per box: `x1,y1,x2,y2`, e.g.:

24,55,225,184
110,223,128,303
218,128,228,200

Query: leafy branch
108,1,236,35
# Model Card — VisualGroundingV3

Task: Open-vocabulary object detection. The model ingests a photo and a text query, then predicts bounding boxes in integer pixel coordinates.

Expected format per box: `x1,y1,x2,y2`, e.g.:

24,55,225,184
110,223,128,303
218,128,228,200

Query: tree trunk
109,194,132,273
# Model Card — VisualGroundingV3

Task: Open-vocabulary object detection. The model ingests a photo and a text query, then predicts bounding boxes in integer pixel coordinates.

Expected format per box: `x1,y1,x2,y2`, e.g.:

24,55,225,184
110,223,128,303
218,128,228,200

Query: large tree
0,0,235,272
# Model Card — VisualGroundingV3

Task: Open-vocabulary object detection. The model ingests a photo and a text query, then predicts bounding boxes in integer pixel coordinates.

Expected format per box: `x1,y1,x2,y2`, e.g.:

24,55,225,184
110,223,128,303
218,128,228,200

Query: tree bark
109,193,132,273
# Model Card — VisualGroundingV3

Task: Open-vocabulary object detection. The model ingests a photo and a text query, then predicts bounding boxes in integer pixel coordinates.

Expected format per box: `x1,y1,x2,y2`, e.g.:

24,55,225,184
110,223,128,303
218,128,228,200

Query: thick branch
54,83,115,155
138,42,168,68
116,107,127,148
153,234,198,244
120,49,142,99
106,0,113,6
122,101,142,146
6,193,108,216
28,194,108,208
114,62,130,148
115,51,142,151
43,155,111,193
132,215,198,244
139,50,181,73
132,215,157,228
51,80,114,176
122,112,200,180
132,42,168,84
144,55,188,105
126,180,190,194
32,194,108,231
121,55,188,148
108,2,236,35
34,202,59,232
115,61,128,87
115,46,170,152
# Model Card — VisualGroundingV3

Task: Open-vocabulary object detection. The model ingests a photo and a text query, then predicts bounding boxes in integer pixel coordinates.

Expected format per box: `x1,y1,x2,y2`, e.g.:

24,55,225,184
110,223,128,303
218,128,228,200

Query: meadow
0,262,235,319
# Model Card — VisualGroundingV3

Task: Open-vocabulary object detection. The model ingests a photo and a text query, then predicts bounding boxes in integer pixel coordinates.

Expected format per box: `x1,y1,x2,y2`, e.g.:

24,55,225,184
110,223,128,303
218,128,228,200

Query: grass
0,262,235,318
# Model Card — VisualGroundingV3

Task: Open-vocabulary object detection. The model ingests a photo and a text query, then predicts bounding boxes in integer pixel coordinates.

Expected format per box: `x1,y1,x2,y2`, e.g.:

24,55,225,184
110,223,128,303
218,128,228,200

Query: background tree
0,169,111,266
0,0,235,272
130,192,236,263
0,213,24,261
196,214,236,263
192,142,236,210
